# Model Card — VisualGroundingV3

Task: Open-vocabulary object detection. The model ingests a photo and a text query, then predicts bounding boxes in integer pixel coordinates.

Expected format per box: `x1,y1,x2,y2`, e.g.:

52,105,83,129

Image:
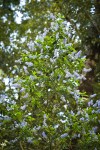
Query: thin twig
20,141,24,150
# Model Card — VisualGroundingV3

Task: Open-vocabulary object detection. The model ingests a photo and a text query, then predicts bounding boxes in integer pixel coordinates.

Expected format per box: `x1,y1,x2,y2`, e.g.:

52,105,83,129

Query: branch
19,141,24,150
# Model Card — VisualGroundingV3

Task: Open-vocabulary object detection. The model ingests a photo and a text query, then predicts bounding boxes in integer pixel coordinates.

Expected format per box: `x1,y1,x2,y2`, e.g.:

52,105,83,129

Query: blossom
44,100,47,105
29,75,35,80
88,100,93,107
43,114,47,119
54,49,59,58
74,71,80,78
61,133,68,138
22,50,29,54
62,21,68,25
80,117,84,121
65,69,72,78
96,109,100,114
83,68,92,73
1,143,6,147
28,113,31,116
33,126,41,132
45,55,49,58
66,43,72,47
36,34,44,42
50,13,55,20
10,138,18,143
11,100,16,105
51,22,59,31
97,100,100,108
20,88,25,93
43,114,47,126
15,59,22,64
29,55,37,59
92,126,98,133
27,137,33,143
70,110,74,115
63,80,67,83
75,50,82,58
77,134,80,138
90,94,97,98
20,105,26,110
23,93,29,98
77,111,81,115
93,103,97,107
92,110,95,114
59,112,64,116
25,62,33,67
12,83,21,88
54,124,59,129
74,93,79,100
20,121,27,127
27,41,35,51
60,95,66,102
72,134,77,139
68,51,76,60
50,58,56,63
63,38,67,45
79,74,86,80
23,66,29,74
3,115,11,121
56,32,59,39
45,45,50,49
42,132,47,138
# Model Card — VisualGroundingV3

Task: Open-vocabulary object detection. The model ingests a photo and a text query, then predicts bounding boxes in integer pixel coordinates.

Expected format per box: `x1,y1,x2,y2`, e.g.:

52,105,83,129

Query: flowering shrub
1,13,100,150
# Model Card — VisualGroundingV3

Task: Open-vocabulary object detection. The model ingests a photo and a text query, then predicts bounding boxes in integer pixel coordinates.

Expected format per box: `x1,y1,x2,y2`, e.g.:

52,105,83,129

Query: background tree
55,0,100,95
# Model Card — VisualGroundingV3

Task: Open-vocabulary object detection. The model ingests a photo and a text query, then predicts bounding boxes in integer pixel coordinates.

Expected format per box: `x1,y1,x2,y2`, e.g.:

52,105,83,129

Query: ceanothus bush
1,13,100,150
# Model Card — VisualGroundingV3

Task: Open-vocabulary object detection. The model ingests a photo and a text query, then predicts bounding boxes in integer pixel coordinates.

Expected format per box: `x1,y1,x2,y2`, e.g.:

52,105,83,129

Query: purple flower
20,88,25,93
80,117,84,121
70,110,74,115
83,68,92,73
92,126,98,133
15,59,22,64
72,134,77,139
20,121,27,127
97,100,100,108
42,132,47,138
75,50,82,58
61,133,68,138
23,93,29,98
92,110,95,114
88,100,93,107
22,50,29,54
93,103,97,107
23,66,29,74
29,75,35,80
90,94,97,98
12,83,21,88
77,111,81,115
77,134,80,138
27,137,33,143
54,49,59,58
96,109,100,114
25,62,33,67
50,13,55,20
74,71,80,78
20,105,26,110
74,93,79,100
56,33,59,39
65,69,72,78
60,95,66,102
